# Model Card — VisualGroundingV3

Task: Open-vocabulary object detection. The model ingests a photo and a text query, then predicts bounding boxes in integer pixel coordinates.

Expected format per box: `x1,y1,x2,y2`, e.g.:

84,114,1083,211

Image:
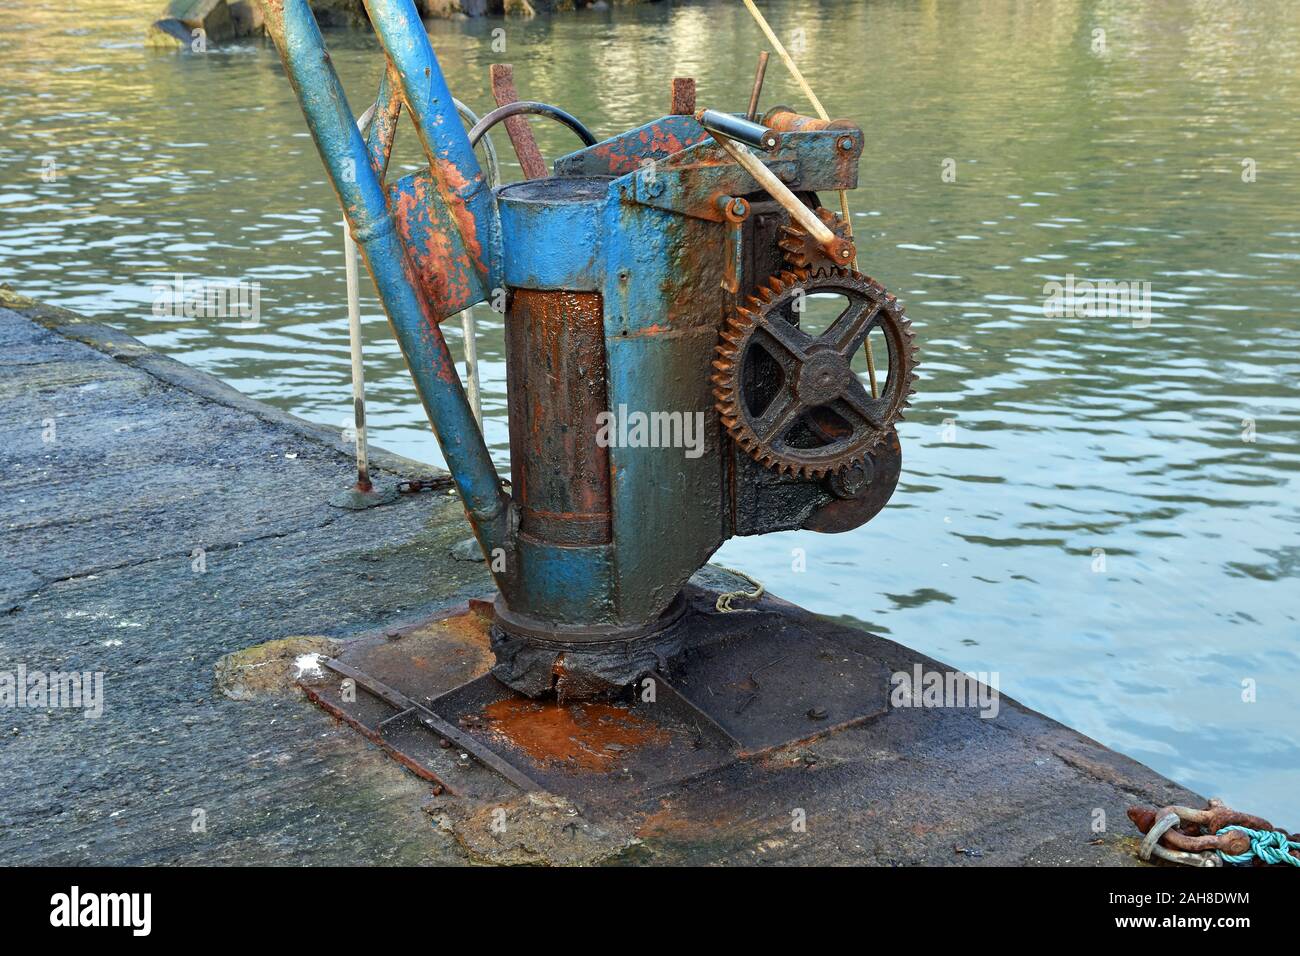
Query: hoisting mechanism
260,0,919,796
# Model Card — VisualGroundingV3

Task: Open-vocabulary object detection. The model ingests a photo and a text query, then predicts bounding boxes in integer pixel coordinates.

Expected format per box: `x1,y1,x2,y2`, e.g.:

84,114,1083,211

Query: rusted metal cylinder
505,289,612,547
494,176,620,633
762,107,857,133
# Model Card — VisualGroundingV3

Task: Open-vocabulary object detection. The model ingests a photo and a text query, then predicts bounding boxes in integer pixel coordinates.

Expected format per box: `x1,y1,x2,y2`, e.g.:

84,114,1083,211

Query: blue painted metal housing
258,0,867,642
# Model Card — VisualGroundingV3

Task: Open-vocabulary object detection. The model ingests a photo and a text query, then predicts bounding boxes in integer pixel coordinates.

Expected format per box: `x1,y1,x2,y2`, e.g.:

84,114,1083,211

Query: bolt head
829,460,874,499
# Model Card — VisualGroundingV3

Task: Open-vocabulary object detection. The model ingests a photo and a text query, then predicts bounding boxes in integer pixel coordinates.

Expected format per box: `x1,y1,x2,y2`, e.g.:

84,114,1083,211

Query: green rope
1217,825,1300,866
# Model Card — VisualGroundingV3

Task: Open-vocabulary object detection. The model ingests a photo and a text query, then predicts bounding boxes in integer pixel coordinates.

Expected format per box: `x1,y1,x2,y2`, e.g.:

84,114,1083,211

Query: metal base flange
489,593,689,700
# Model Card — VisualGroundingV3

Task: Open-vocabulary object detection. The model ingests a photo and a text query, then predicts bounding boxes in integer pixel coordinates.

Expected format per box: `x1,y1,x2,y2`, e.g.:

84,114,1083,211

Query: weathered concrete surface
0,301,1200,865
0,299,486,865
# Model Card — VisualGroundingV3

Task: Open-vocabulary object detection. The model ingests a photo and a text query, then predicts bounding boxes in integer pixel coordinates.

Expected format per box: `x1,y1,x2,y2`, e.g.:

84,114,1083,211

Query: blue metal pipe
259,0,511,561
362,0,501,291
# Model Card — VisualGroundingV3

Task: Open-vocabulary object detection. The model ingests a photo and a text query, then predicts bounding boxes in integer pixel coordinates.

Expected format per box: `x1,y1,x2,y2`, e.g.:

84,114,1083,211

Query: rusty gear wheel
712,267,917,480
778,206,851,272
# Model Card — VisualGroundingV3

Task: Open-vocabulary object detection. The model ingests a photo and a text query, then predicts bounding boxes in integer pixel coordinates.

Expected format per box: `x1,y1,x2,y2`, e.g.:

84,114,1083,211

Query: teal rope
1217,825,1300,866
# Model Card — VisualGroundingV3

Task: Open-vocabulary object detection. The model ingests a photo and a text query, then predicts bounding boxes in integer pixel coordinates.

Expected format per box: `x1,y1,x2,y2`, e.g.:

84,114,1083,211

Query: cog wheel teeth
780,208,854,273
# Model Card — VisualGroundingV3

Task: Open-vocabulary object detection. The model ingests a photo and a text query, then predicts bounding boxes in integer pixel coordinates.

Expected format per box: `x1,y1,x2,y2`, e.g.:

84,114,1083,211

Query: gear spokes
712,267,917,480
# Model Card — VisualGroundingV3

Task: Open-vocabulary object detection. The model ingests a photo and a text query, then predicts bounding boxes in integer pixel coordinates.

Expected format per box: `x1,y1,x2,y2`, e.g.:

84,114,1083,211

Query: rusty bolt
837,135,855,152
829,460,874,499
718,195,751,224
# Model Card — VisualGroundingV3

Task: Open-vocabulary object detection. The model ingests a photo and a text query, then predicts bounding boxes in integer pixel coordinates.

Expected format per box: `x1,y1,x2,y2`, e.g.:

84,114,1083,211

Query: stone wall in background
147,0,649,49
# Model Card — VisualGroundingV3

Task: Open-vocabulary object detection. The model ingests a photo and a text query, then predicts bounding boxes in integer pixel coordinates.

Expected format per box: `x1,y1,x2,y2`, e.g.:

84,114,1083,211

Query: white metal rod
343,104,378,490
343,226,372,488
708,131,836,245
460,305,482,427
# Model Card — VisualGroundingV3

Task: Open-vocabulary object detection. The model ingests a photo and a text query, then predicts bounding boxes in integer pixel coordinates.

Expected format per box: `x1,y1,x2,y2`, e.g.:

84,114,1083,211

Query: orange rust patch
430,607,493,658
390,174,478,323
362,603,494,689
483,698,668,773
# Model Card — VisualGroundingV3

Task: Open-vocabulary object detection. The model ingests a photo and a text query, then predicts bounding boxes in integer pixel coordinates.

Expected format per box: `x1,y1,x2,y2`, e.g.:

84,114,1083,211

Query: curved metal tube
468,101,597,151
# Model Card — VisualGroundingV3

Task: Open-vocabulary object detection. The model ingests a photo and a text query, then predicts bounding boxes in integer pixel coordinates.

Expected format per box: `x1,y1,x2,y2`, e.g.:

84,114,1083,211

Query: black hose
467,101,597,150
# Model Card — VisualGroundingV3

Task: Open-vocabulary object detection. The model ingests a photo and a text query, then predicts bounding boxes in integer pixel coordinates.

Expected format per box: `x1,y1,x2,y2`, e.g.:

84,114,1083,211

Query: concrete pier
0,298,1200,865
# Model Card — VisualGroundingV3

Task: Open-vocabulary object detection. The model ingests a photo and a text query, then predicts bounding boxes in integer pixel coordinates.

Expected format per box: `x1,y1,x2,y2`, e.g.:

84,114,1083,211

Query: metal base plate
328,483,400,510
299,587,890,806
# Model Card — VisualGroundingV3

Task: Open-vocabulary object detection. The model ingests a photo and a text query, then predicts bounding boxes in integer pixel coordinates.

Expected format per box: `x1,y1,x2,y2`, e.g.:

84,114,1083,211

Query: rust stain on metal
367,62,403,181
505,289,612,545
432,157,486,267
363,603,495,686
482,698,668,772
636,798,748,840
763,109,853,133
392,176,479,326
1127,799,1296,861
589,125,705,176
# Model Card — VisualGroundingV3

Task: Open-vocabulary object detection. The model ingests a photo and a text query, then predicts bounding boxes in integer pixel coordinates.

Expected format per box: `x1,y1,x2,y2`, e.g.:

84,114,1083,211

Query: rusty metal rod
489,63,548,180
324,657,545,793
746,50,769,121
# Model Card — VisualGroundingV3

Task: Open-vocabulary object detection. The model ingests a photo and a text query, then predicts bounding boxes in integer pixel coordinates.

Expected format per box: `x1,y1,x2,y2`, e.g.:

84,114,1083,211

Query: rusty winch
260,0,916,703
